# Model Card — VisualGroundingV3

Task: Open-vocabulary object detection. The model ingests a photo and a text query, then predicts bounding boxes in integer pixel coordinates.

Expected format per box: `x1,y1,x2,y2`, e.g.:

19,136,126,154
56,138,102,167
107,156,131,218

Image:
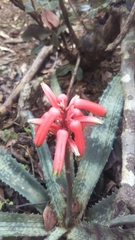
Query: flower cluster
28,83,106,175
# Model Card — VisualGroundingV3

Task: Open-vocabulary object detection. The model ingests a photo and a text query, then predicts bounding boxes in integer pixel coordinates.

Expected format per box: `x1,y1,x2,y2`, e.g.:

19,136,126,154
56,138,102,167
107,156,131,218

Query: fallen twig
4,38,24,44
0,45,53,117
106,3,135,52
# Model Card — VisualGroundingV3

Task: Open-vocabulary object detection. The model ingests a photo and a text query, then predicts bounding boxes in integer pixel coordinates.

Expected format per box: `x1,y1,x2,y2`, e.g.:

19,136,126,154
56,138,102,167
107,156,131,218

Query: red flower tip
69,95,79,105
68,138,80,156
53,129,68,175
74,98,106,117
74,116,103,125
28,118,43,125
41,82,58,108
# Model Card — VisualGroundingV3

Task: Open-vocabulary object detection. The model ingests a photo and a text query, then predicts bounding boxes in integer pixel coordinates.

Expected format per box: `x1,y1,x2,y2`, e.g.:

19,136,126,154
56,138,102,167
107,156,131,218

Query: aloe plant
1,75,135,239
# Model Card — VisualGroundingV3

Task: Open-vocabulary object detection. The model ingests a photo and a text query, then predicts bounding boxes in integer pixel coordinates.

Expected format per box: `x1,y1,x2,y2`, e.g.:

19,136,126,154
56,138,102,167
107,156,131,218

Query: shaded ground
0,0,122,239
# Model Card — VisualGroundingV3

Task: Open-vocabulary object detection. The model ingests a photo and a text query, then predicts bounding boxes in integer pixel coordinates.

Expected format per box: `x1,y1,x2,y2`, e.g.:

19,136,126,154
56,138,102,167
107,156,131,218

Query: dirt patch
0,0,37,83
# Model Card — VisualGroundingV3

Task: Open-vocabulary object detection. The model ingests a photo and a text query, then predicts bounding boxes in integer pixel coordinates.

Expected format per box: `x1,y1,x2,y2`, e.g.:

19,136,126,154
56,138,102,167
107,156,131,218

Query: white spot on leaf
121,74,130,83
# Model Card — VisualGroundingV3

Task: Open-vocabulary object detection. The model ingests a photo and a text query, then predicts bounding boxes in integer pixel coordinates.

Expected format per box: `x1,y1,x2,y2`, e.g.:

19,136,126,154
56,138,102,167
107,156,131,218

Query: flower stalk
64,146,73,227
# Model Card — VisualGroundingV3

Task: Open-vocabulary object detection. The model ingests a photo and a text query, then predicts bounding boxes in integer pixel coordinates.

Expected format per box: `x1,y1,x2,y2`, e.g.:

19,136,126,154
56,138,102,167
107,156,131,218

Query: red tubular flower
69,120,85,156
53,129,68,175
34,107,60,147
73,98,106,117
41,83,58,108
71,108,84,118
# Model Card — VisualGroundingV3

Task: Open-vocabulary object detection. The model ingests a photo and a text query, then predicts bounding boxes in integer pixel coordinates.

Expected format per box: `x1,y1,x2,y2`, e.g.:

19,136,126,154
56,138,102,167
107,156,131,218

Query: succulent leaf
107,214,135,227
50,71,62,96
67,221,135,240
73,75,124,215
0,212,46,237
85,192,117,224
0,212,67,238
36,141,66,222
45,226,67,240
0,147,48,213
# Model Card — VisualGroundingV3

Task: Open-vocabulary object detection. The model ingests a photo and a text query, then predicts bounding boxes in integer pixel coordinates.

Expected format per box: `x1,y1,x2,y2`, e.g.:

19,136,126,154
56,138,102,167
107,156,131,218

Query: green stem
65,147,73,227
